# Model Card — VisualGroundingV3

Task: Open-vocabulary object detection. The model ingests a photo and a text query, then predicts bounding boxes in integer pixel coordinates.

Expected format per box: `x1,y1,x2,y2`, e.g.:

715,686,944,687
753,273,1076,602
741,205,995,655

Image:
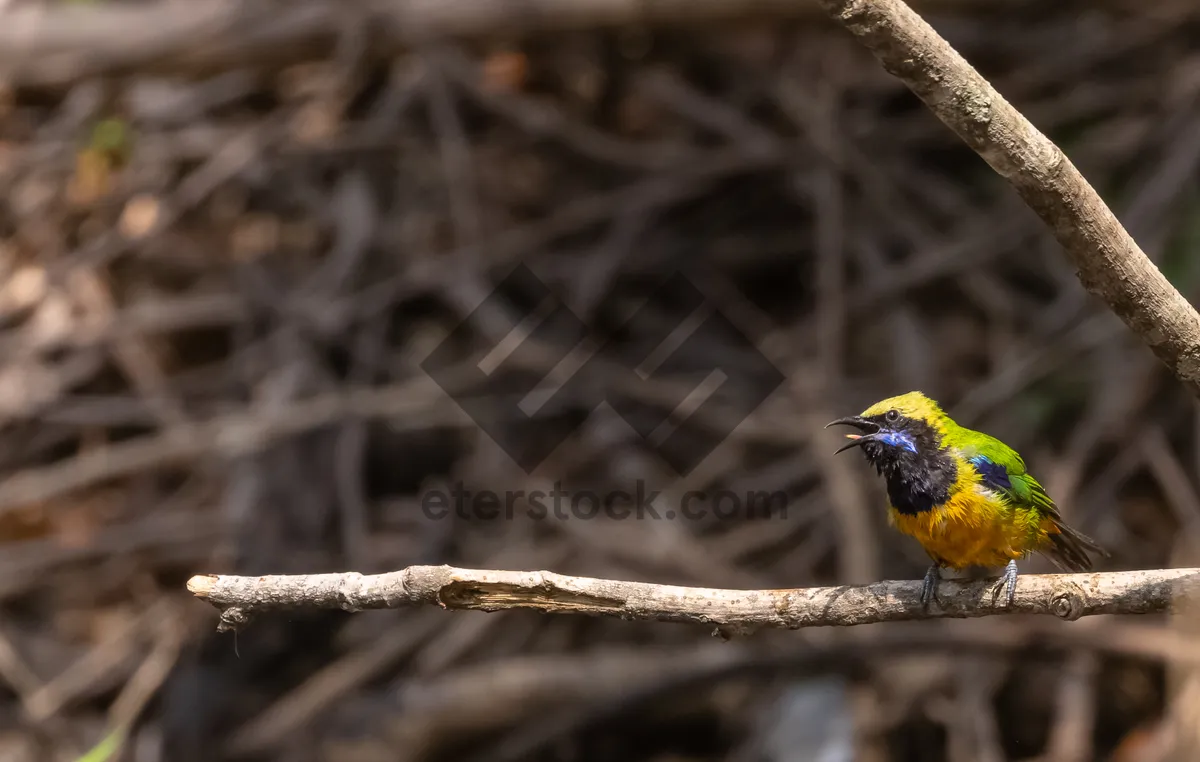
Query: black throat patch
858,416,957,515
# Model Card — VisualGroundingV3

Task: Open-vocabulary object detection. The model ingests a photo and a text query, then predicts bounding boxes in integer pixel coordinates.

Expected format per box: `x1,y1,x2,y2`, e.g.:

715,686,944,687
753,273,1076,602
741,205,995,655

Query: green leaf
74,727,124,762
89,118,131,159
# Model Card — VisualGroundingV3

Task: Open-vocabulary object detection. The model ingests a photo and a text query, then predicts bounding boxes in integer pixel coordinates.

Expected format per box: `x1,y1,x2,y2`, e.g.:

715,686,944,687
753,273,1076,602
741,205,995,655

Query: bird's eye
885,410,899,423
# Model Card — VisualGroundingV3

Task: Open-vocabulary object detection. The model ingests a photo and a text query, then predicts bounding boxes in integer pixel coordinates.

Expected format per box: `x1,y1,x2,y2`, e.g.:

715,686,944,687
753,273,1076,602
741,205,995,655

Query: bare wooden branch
813,0,1200,398
188,566,1200,632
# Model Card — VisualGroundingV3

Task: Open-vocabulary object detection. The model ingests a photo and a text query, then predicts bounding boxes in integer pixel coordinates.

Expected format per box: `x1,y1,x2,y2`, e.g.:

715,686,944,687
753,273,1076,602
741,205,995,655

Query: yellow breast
887,467,1055,570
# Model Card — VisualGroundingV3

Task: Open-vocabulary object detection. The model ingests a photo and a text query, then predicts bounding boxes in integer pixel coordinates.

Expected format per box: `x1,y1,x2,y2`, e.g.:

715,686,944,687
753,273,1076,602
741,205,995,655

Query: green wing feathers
1009,471,1056,517
950,426,1108,572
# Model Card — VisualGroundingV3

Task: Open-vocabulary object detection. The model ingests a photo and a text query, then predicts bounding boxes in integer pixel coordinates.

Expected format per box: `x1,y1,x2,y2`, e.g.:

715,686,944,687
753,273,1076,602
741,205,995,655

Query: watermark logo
421,265,785,475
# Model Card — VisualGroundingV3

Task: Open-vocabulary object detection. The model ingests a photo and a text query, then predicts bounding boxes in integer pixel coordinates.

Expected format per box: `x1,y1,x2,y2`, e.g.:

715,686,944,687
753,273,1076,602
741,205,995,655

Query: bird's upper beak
824,416,881,454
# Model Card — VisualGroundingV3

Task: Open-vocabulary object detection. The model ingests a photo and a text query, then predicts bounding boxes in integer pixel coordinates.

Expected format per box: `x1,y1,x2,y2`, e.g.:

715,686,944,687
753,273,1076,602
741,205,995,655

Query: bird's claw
989,560,1019,608
920,563,941,609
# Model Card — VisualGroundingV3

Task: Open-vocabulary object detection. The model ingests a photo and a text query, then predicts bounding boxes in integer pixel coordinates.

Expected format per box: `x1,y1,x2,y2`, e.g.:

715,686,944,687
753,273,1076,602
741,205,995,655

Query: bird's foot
920,564,942,609
989,560,1019,608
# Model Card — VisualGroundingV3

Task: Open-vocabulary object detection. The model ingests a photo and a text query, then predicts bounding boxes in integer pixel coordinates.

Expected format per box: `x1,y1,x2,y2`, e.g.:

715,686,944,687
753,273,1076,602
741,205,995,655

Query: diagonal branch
813,0,1200,398
188,566,1200,633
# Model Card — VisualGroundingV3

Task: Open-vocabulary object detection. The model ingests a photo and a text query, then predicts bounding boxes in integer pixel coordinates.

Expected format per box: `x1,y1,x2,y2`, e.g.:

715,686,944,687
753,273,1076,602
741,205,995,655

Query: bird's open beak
824,416,880,454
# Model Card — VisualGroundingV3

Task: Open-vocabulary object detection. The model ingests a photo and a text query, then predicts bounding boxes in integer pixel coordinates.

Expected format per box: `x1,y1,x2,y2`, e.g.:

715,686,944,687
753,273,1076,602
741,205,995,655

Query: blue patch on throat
879,430,918,453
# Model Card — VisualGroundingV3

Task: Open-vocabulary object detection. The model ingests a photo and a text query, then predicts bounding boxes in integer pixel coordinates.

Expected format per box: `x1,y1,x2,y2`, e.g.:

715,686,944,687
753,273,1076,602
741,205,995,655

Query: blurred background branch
1,0,1022,88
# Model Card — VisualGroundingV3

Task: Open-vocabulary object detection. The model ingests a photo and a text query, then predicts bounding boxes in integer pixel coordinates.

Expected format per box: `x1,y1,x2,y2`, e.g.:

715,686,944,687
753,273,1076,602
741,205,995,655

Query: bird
826,390,1106,608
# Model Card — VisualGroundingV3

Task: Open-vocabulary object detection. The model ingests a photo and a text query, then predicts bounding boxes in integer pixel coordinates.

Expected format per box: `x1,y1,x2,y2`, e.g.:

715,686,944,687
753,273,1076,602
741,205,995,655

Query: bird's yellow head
820,393,950,477
858,391,950,434
824,391,957,506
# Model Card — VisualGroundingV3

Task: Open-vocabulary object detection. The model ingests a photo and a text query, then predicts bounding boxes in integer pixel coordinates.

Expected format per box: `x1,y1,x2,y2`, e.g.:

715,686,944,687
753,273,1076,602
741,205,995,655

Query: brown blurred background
0,0,1198,760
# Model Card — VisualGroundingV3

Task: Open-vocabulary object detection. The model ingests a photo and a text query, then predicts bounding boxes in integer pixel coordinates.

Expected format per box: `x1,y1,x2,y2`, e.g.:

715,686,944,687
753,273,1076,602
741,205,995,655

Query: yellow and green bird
827,391,1106,607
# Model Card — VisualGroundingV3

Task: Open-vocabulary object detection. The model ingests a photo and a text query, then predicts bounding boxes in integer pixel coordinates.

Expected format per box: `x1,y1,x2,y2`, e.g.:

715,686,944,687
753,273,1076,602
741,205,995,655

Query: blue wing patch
970,455,1012,491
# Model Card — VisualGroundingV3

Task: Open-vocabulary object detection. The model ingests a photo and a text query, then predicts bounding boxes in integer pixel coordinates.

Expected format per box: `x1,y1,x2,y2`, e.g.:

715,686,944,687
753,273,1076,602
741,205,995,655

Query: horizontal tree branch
814,0,1200,397
187,565,1200,632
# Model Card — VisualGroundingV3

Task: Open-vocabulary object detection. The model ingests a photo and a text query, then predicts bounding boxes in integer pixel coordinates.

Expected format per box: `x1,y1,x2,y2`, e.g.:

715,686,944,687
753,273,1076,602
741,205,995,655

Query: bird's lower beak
824,416,880,454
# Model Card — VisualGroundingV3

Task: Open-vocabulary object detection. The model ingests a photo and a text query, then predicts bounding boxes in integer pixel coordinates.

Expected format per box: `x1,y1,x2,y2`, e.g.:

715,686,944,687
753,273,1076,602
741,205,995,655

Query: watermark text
420,481,788,521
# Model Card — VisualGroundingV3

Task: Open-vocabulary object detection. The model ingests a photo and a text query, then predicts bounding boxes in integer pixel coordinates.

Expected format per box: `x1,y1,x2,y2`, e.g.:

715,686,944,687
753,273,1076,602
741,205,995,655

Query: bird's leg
920,563,942,609
989,560,1019,607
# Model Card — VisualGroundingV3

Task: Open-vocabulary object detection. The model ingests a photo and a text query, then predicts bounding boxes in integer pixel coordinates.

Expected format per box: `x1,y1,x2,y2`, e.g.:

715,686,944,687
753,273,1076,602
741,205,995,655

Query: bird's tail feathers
1042,520,1109,572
